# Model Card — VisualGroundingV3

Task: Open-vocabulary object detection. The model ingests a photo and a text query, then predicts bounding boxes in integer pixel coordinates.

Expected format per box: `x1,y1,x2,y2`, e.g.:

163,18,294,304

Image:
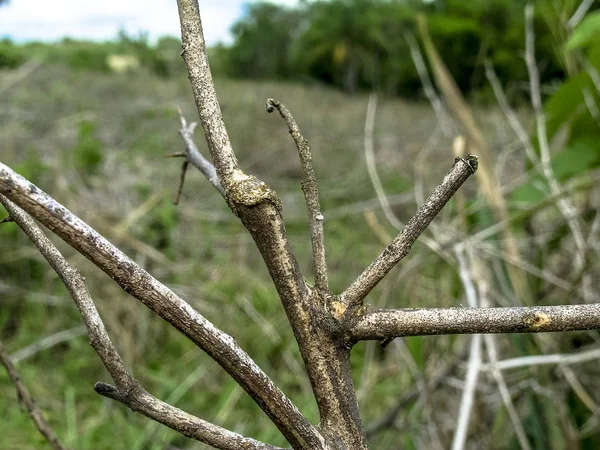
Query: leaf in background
405,335,425,371
511,139,600,204
565,11,600,51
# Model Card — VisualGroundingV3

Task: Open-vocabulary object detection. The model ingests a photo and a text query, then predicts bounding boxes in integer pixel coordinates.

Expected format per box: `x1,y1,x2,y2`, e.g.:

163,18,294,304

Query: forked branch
266,98,329,293
0,163,323,450
342,155,478,307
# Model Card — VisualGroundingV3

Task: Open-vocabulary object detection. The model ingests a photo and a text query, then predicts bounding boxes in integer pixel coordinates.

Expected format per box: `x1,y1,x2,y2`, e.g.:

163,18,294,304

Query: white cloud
0,0,289,44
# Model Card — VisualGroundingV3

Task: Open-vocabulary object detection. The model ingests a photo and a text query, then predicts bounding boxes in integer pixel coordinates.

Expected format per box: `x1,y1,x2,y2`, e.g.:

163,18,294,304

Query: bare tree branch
0,196,285,450
0,338,68,450
266,98,329,293
0,164,323,450
348,304,600,342
341,156,478,307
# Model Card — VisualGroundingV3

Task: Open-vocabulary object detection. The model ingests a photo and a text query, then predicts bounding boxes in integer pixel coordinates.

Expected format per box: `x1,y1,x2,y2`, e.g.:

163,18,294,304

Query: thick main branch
348,304,600,342
342,156,478,307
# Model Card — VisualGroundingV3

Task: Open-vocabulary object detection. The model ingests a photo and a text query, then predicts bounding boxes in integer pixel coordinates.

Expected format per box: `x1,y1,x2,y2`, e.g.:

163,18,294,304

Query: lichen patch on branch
226,171,282,212
522,312,552,330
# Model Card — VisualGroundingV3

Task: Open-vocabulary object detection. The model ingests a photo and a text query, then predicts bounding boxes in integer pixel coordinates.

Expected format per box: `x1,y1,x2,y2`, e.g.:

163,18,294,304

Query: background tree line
222,0,596,100
2,0,598,102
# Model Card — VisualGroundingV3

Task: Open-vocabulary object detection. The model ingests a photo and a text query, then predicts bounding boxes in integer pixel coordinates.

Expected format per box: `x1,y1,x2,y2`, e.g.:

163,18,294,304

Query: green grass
1,63,599,449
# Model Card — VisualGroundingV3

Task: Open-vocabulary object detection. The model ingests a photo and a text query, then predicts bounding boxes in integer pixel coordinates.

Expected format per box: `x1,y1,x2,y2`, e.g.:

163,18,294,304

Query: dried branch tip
265,98,279,113
457,154,478,173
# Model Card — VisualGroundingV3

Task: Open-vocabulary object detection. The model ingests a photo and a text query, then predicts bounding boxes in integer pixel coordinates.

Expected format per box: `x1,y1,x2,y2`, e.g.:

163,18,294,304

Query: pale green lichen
523,312,552,329
226,169,282,212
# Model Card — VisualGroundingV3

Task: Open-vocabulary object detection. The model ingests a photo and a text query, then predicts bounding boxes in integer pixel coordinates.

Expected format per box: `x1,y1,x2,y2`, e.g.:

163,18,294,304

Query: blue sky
1,0,298,45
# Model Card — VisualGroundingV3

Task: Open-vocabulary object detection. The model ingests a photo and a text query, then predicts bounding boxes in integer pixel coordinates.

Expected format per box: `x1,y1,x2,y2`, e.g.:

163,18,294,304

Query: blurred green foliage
72,121,104,178
511,6,600,205
0,39,24,68
4,0,599,101
221,0,596,100
0,31,186,78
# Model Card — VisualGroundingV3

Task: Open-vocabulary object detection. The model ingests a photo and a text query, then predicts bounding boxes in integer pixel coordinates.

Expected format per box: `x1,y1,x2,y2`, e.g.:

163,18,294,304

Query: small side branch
0,196,285,450
348,304,600,342
266,98,328,292
0,339,68,450
342,156,478,307
174,109,224,197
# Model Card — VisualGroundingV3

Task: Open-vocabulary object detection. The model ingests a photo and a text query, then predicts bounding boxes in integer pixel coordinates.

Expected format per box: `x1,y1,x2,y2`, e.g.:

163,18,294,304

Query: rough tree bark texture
1,1,600,449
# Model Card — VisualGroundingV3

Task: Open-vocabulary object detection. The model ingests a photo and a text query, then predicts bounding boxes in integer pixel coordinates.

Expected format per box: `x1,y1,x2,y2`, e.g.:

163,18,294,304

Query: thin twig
173,160,189,205
177,0,239,189
0,339,68,450
266,98,328,292
0,196,285,450
342,155,478,307
176,109,224,196
0,164,323,450
348,303,600,341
